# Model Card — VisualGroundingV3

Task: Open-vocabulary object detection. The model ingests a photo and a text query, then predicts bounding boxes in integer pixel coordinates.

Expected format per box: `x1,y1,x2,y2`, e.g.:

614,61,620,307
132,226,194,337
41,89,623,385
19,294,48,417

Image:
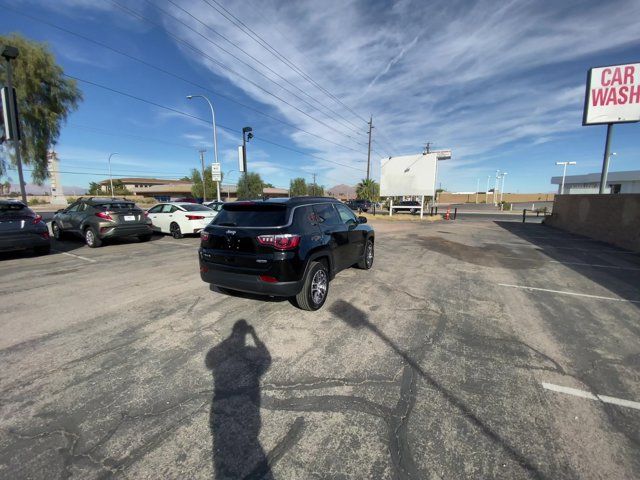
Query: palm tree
356,178,379,201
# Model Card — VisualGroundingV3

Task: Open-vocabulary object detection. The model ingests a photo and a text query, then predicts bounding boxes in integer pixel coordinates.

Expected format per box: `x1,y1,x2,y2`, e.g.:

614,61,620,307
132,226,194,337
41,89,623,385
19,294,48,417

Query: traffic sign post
211,162,221,201
583,62,639,194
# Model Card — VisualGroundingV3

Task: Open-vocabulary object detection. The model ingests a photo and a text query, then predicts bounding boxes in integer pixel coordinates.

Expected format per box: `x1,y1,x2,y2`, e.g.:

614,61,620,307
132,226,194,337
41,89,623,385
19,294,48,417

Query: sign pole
598,123,614,194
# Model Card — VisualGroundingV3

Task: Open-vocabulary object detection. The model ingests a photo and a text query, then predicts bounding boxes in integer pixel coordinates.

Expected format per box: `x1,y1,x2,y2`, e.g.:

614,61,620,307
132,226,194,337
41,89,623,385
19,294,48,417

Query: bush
500,201,512,211
28,198,47,206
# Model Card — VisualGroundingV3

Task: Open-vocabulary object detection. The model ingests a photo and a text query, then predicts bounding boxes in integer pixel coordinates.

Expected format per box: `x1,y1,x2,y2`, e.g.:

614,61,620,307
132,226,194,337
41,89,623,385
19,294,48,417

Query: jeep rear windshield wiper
217,222,237,226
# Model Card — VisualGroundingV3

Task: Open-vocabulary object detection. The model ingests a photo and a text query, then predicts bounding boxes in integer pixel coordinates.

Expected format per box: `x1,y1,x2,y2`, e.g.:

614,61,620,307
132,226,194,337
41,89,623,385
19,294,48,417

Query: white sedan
146,202,217,238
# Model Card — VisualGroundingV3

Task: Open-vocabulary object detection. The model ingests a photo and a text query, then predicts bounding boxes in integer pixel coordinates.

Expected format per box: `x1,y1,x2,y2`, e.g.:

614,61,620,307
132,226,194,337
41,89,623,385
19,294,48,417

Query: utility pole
312,173,317,196
199,149,207,202
424,141,432,154
366,116,373,180
493,170,500,206
475,178,479,204
2,46,26,203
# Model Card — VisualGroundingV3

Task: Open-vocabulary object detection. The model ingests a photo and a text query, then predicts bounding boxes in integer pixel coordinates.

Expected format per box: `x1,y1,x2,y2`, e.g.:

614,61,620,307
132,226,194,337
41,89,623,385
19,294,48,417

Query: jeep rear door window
213,203,287,227
313,203,341,226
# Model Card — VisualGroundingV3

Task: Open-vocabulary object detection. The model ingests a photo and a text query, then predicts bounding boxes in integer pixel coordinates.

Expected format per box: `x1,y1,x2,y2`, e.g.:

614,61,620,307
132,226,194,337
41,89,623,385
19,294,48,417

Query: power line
160,0,365,135
2,3,369,154
201,0,368,125
109,0,368,149
62,73,366,173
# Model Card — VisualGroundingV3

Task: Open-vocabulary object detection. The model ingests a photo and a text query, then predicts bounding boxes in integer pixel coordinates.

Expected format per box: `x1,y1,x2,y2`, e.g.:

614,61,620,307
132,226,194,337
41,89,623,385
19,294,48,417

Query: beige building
98,178,191,195
135,183,289,202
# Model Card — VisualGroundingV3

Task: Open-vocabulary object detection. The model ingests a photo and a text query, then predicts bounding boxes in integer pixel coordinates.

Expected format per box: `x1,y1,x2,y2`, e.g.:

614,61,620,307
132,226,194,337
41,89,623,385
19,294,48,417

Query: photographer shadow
206,320,273,480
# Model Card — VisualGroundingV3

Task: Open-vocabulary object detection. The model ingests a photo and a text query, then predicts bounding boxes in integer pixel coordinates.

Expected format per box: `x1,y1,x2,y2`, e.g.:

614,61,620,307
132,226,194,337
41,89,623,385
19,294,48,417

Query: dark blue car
0,200,51,255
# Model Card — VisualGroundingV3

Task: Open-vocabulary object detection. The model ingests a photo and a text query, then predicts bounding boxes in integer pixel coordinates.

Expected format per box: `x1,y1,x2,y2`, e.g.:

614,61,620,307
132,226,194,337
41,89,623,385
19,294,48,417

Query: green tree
289,177,308,196
237,172,264,200
0,34,82,182
356,178,379,201
190,168,220,200
87,182,102,195
309,183,324,196
263,182,275,188
110,180,131,196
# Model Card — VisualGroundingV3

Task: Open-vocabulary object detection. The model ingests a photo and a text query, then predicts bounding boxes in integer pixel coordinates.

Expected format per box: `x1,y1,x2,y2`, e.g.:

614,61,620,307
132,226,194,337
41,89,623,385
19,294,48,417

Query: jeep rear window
212,203,287,227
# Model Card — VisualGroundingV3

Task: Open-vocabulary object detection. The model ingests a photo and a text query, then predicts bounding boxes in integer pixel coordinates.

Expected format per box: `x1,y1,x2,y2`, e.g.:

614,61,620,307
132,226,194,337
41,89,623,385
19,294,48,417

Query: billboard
583,62,640,125
380,153,437,197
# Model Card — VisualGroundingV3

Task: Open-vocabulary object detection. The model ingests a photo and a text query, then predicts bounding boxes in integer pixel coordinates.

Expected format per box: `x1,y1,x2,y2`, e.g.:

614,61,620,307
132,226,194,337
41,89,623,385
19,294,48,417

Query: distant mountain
6,183,87,195
327,184,356,200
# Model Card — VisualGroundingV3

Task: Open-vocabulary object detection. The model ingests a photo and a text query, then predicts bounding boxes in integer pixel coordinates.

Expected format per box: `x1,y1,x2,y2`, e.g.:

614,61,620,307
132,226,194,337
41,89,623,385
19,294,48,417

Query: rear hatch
0,204,40,234
93,202,146,225
200,202,289,270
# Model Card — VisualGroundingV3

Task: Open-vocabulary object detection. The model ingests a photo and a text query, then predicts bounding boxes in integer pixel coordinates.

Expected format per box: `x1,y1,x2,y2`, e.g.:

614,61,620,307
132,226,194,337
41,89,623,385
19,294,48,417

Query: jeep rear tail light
201,231,210,242
259,275,278,283
256,234,300,250
186,215,205,220
95,211,113,221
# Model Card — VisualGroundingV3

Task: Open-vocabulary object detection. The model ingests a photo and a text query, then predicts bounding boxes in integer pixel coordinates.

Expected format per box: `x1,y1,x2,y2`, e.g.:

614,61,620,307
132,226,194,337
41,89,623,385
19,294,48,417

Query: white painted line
154,241,198,249
542,382,597,400
542,382,640,411
498,283,640,304
500,242,637,254
52,249,97,263
500,255,640,271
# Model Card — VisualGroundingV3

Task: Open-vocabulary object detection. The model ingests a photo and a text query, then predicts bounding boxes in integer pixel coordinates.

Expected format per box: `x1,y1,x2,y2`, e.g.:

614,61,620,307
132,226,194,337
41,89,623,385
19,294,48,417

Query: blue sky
1,0,639,193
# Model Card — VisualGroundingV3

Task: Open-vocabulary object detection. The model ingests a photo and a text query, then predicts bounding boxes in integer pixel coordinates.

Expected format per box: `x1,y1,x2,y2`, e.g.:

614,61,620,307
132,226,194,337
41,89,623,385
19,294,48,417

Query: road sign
211,162,221,181
238,146,245,172
1,86,21,141
583,62,640,125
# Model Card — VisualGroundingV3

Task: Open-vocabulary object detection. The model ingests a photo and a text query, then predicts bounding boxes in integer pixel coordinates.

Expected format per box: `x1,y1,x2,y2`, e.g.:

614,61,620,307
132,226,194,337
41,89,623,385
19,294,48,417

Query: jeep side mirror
357,216,367,224
56,209,64,214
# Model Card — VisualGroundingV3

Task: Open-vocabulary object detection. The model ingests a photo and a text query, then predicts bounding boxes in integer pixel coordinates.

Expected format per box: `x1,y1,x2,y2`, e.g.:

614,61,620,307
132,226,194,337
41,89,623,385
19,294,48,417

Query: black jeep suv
199,197,375,310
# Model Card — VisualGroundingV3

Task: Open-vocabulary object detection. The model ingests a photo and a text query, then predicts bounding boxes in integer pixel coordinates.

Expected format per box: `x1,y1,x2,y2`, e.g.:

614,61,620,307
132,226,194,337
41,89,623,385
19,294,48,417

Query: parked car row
1,197,222,253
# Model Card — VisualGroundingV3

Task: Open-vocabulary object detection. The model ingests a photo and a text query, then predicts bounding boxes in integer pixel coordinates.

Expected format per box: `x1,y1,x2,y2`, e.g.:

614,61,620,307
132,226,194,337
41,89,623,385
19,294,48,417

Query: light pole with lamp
242,127,253,176
499,172,507,204
493,169,500,206
187,94,221,202
108,152,118,197
555,161,577,194
486,175,491,204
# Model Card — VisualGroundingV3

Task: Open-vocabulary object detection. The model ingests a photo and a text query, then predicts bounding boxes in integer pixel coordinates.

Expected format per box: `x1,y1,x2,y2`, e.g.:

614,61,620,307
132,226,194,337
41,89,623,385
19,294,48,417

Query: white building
551,170,640,194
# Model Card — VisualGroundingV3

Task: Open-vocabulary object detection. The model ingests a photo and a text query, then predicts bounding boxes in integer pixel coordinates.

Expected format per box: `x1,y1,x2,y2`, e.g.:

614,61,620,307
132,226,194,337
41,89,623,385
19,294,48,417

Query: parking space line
499,255,640,271
52,249,97,263
498,283,640,303
542,382,640,411
500,242,637,254
153,241,199,249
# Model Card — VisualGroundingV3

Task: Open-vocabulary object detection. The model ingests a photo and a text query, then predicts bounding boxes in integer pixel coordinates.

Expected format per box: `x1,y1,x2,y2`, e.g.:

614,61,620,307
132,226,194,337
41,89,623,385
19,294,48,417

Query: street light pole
108,153,118,197
486,175,491,204
555,161,577,194
242,127,253,177
199,149,207,203
493,170,500,206
475,178,479,204
187,95,220,202
500,172,507,203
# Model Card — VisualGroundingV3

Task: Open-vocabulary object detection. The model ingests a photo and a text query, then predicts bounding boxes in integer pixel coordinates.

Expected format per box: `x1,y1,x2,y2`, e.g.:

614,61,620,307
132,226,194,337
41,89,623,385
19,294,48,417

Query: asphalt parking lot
1,217,638,479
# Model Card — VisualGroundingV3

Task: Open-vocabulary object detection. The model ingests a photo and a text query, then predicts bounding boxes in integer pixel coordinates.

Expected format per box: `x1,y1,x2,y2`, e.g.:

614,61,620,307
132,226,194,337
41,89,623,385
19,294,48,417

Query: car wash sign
583,62,640,125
